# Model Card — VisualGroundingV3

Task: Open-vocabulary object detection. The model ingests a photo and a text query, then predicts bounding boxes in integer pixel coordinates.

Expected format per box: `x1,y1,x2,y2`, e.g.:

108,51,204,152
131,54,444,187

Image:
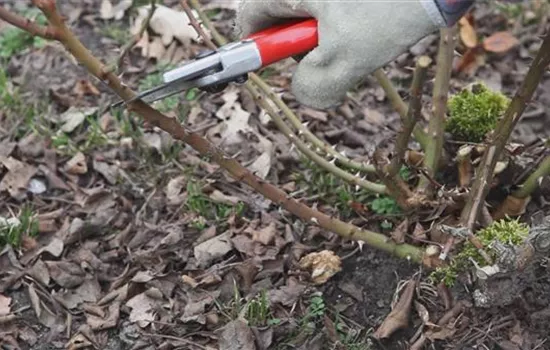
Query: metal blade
110,77,200,108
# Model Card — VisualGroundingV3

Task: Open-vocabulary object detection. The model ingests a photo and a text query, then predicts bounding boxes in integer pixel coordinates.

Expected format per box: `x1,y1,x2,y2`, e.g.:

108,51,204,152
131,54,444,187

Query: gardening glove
236,0,472,110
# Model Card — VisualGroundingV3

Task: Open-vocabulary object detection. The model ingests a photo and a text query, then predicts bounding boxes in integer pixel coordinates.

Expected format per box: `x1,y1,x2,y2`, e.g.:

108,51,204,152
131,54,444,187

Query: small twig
373,69,429,150
181,0,216,49
250,75,376,174
460,30,550,230
0,5,59,39
387,56,432,177
109,0,157,72
420,26,457,192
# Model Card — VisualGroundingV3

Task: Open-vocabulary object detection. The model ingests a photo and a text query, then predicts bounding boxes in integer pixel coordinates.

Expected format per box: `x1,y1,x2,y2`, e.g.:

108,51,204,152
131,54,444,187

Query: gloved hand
235,0,447,109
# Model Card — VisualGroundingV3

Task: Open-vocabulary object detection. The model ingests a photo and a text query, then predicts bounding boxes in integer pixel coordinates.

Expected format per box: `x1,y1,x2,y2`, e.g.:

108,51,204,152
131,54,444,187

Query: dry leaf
86,302,120,331
126,292,157,326
209,190,241,205
459,17,478,48
193,231,233,268
73,79,100,97
267,279,306,306
412,223,427,240
165,175,187,206
0,294,11,316
216,319,256,350
181,292,218,324
64,152,88,175
0,156,37,199
374,279,416,339
209,89,253,145
299,250,342,285
93,160,119,185
483,31,520,53
249,222,277,246
58,106,97,133
391,218,409,244
247,152,272,179
493,195,530,220
100,0,132,20
132,4,201,46
45,261,85,288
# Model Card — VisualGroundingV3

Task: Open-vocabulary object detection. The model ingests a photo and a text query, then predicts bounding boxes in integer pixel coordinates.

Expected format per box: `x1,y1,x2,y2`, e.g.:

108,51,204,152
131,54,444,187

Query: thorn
341,150,347,157
354,171,361,177
329,158,336,165
289,143,296,152
357,240,365,252
310,217,319,225
355,184,360,191
302,122,309,129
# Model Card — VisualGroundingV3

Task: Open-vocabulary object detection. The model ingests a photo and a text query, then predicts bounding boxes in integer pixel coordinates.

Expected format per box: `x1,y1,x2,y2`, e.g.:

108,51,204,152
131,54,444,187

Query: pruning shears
113,18,318,107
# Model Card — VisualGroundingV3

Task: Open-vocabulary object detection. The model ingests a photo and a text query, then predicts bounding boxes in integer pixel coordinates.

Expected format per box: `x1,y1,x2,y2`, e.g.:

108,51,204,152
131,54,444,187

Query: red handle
246,19,319,66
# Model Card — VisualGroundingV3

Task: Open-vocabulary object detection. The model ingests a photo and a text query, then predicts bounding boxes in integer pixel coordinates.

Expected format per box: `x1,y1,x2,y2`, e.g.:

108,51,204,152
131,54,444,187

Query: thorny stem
250,75,377,174
183,0,377,175
513,154,550,199
14,0,424,262
420,26,457,191
0,4,59,39
245,83,387,194
460,29,550,231
373,69,429,150
387,56,432,177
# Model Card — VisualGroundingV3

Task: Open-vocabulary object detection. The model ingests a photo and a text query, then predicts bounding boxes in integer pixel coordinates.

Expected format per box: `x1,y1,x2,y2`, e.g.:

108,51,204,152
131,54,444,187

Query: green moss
445,83,509,142
430,218,529,286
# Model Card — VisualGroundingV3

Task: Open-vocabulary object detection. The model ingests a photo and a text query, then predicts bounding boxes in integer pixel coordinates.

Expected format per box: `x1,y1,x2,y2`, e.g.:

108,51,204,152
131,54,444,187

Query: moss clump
445,83,510,142
430,218,529,287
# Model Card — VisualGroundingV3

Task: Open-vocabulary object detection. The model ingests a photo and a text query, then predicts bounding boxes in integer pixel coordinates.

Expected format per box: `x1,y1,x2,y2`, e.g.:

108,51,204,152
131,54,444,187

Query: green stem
513,155,550,198
246,82,387,194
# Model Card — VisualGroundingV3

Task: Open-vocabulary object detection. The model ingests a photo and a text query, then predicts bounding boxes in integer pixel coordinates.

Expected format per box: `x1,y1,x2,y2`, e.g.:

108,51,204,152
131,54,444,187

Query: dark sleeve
433,0,475,25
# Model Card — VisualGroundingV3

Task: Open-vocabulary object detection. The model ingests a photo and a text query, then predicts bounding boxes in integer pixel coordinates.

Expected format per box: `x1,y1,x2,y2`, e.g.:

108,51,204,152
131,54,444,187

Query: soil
1,0,550,350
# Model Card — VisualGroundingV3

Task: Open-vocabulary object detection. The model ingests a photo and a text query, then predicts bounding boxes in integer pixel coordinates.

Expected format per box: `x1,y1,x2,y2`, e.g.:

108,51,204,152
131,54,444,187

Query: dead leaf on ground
86,301,120,331
181,291,219,324
0,156,37,199
209,189,242,206
57,106,98,133
0,294,11,316
92,159,119,185
165,175,187,205
268,278,306,306
425,326,457,341
194,231,233,268
374,279,416,339
483,31,520,53
64,152,88,174
299,250,342,285
100,0,132,20
208,89,254,146
131,4,201,46
493,195,530,220
73,79,100,97
459,17,478,48
216,319,256,350
391,218,409,244
248,222,278,246
126,291,159,327
248,152,272,180
45,261,85,288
